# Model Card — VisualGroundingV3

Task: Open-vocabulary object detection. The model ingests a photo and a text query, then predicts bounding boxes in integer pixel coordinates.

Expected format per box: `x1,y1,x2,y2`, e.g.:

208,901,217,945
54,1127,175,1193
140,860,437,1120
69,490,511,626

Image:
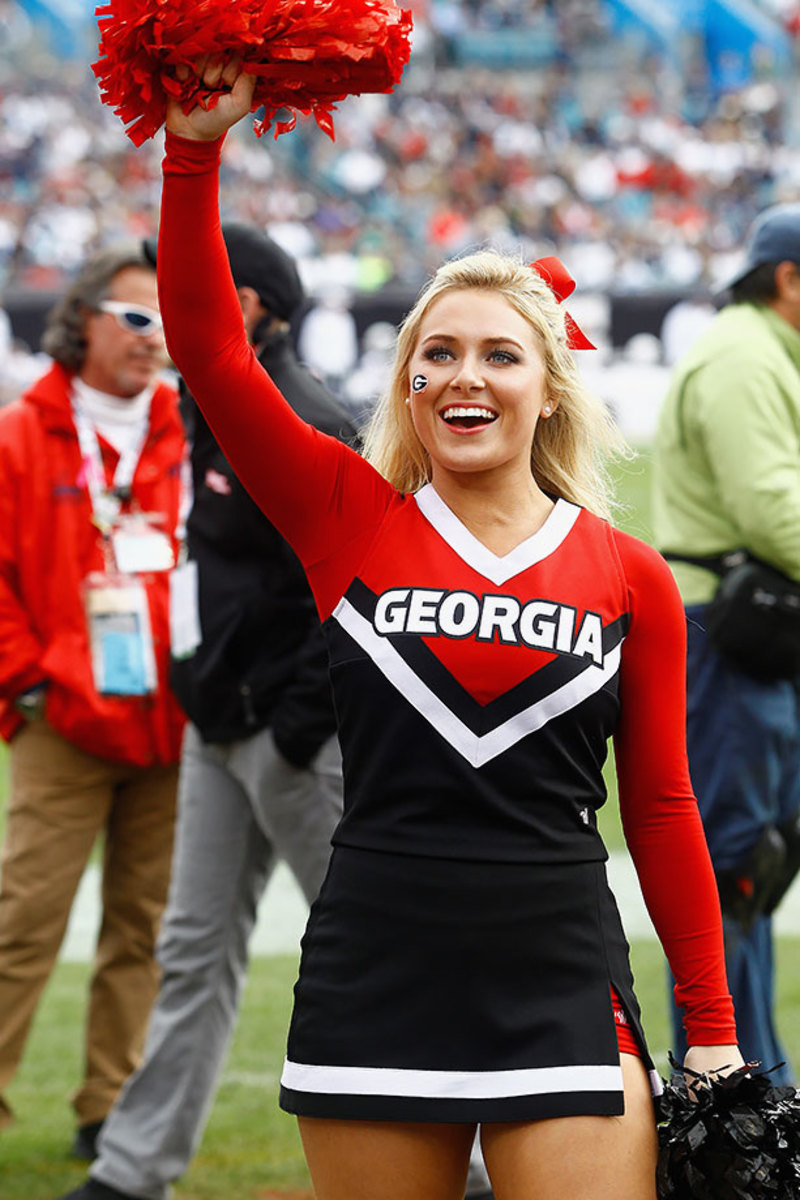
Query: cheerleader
153,57,743,1200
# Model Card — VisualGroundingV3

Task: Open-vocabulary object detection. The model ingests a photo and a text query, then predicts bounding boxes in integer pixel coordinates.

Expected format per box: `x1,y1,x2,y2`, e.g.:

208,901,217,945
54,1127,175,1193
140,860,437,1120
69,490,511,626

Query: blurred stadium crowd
1,0,800,417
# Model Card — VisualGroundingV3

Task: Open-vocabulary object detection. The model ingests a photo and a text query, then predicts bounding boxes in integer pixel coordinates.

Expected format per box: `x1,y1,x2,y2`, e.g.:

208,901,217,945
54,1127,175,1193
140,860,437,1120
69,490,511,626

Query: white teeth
441,406,498,422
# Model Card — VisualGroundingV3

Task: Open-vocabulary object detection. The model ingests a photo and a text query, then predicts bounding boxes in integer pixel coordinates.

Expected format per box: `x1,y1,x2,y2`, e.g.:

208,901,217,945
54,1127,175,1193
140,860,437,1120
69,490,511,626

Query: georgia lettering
373,587,605,664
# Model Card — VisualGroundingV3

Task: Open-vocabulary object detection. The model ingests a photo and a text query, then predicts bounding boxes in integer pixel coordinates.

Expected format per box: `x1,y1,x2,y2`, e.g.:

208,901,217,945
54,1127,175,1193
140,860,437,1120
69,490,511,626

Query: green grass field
1,447,799,1198
5,945,800,1199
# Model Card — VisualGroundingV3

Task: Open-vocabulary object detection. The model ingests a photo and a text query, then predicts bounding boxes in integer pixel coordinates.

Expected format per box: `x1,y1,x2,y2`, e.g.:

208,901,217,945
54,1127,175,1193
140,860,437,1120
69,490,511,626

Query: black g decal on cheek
412,374,428,393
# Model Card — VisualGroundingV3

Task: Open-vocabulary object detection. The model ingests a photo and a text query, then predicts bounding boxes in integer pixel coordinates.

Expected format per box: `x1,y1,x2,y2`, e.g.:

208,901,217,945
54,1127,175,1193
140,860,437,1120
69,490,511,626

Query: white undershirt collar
72,377,153,456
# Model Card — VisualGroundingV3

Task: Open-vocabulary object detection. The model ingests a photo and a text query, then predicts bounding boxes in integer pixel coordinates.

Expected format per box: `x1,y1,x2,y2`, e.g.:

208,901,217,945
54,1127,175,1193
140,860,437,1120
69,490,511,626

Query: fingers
165,52,255,139
229,65,256,111
216,53,255,109
192,53,253,108
180,52,236,90
221,54,243,88
200,54,226,90
682,1044,747,1101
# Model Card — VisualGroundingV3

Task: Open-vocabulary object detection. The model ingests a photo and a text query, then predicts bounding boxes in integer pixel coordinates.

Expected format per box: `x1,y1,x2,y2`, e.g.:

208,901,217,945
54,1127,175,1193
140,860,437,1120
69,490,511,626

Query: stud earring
543,405,552,416
404,396,412,406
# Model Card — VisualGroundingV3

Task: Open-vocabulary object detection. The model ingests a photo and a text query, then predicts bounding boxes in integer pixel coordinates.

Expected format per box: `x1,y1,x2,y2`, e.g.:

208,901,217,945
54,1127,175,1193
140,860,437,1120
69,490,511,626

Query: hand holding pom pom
166,55,256,141
683,1043,746,1099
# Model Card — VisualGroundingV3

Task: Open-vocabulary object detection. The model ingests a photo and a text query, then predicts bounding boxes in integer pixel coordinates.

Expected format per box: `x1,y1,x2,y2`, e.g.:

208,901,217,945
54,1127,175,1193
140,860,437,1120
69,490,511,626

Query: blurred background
3,6,800,1195
2,0,800,439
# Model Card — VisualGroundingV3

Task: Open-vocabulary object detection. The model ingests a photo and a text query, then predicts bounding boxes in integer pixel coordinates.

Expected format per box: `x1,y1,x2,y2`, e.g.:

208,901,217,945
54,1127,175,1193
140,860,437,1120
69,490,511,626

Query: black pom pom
657,1056,800,1199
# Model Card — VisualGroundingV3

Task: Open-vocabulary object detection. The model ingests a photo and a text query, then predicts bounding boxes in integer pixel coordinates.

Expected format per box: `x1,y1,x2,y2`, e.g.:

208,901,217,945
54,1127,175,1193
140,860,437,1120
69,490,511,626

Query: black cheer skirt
279,846,660,1123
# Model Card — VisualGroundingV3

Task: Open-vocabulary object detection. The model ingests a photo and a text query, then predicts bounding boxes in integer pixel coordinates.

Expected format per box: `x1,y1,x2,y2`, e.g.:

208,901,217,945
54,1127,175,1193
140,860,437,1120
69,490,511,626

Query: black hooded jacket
171,328,357,765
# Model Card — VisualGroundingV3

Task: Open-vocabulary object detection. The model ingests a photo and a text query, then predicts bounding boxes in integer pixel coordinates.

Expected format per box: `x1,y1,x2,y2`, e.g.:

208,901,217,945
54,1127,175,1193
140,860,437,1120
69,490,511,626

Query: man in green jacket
652,204,800,1084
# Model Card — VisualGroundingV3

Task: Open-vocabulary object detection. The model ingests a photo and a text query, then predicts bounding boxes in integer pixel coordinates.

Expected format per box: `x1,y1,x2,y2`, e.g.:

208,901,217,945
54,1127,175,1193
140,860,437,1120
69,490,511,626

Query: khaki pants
0,719,178,1127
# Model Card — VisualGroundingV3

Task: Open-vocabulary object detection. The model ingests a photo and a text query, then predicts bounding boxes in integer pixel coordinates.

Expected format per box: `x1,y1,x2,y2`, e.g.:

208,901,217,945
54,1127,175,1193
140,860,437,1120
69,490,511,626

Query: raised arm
158,57,394,584
612,529,743,1077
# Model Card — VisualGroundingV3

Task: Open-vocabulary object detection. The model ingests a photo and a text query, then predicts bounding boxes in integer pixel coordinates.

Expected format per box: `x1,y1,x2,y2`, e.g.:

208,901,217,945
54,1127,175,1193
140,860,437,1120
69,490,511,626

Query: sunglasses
98,301,163,337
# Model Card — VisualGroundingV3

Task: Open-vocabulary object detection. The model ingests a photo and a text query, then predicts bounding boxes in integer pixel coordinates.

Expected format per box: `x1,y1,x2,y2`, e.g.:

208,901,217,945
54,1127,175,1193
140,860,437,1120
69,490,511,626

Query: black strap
662,548,750,577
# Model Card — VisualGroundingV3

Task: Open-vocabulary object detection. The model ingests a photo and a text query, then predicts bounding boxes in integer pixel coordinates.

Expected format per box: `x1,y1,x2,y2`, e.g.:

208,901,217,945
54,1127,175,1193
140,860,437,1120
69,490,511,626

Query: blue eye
489,349,518,363
422,347,453,362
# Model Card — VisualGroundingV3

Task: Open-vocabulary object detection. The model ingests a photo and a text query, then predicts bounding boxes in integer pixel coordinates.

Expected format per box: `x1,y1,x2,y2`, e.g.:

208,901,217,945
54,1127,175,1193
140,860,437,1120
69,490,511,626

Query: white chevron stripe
333,598,623,768
281,1058,623,1099
414,485,581,585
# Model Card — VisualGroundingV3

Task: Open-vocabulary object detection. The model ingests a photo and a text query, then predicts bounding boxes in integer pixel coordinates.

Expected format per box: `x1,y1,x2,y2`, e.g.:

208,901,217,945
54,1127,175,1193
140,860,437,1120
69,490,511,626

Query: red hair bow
529,256,595,350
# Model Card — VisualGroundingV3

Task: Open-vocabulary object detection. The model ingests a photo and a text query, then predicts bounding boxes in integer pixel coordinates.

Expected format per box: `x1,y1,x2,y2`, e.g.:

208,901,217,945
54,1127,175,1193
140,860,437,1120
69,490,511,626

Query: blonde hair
361,249,627,520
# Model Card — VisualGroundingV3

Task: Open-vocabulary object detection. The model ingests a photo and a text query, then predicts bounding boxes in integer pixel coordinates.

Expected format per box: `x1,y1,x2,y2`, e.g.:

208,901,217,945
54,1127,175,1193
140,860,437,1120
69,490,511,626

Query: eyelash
422,347,519,364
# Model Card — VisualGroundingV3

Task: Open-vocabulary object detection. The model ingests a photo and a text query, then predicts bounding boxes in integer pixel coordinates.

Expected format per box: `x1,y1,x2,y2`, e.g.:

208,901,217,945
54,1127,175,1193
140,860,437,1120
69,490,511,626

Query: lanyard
71,395,150,535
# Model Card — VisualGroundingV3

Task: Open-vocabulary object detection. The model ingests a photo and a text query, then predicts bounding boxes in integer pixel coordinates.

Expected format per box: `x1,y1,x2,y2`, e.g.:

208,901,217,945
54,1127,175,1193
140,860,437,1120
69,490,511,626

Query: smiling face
80,265,165,398
406,289,551,486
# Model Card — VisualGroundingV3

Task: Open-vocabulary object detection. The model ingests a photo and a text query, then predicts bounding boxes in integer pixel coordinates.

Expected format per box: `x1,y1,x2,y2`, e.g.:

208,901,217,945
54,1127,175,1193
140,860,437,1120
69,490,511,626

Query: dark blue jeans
668,606,800,1085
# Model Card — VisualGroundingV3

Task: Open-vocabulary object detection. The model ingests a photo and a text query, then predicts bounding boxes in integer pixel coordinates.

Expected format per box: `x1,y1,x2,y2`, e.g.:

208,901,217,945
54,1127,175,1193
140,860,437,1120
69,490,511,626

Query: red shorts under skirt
611,985,641,1057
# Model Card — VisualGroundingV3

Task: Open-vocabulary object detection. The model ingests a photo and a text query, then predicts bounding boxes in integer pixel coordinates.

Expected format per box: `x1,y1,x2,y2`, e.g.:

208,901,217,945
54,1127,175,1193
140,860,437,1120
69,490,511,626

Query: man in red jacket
0,246,186,1155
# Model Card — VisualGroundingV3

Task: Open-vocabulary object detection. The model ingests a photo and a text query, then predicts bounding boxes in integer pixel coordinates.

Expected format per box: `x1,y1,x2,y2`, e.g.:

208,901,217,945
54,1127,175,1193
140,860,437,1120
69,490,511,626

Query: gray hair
41,244,154,371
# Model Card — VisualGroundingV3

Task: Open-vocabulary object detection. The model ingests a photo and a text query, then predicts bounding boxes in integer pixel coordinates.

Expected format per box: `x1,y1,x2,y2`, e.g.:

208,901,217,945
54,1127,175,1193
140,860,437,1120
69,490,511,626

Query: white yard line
59,854,800,963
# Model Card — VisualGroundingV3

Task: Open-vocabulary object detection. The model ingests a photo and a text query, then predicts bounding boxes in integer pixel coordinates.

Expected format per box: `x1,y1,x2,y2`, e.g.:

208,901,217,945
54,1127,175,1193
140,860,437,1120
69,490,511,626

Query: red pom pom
92,0,414,145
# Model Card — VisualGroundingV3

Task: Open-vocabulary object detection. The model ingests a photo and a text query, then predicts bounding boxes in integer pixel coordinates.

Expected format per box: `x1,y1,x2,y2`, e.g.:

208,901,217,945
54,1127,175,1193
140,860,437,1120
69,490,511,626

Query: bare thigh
297,1117,476,1200
481,1053,658,1200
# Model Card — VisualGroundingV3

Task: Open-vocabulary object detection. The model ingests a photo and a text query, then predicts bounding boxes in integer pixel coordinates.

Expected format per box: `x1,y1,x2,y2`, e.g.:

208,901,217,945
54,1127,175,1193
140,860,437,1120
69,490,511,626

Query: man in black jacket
61,225,354,1200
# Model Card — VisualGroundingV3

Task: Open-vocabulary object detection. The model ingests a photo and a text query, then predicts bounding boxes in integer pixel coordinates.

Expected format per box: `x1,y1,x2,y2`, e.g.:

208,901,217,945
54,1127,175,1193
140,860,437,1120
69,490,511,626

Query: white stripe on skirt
281,1060,624,1100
